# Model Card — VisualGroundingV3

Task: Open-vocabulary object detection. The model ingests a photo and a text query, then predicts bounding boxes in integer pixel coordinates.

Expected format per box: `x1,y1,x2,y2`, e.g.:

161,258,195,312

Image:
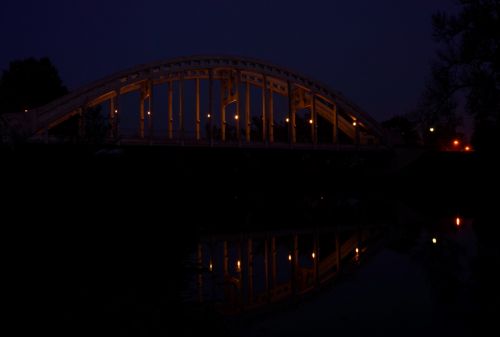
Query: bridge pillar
261,76,267,144
78,107,85,141
311,94,317,145
179,75,185,144
332,104,338,144
208,70,214,146
245,81,251,143
139,86,146,139
167,80,173,140
195,78,201,142
110,94,120,141
148,80,154,143
268,88,274,144
287,81,296,145
220,80,226,142
235,71,241,144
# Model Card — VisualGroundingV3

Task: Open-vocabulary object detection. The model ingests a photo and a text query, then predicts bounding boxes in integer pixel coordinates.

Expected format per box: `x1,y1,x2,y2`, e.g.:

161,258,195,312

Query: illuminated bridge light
209,262,213,272
24,109,28,113
309,119,313,125
465,146,471,152
237,260,241,271
114,109,118,114
429,127,435,132
311,252,316,259
234,115,239,120
432,237,437,244
207,114,211,118
352,121,357,126
147,111,151,116
453,139,460,146
456,217,461,226
288,254,292,262
355,248,359,254
285,117,290,123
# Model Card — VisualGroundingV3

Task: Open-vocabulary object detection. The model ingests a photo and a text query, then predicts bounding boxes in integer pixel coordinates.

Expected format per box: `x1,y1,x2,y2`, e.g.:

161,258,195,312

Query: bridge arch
22,55,384,146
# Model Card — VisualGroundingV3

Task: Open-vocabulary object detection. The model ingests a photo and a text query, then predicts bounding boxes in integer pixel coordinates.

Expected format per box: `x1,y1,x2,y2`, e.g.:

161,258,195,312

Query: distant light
209,262,213,272
311,252,316,259
432,237,437,244
309,119,313,125
464,146,471,152
24,109,28,113
207,114,211,118
429,127,435,132
234,115,239,120
320,196,324,200
355,248,359,254
114,109,118,114
147,111,151,116
352,121,357,127
453,139,460,146
237,260,241,271
285,117,290,123
456,217,461,226
288,254,292,262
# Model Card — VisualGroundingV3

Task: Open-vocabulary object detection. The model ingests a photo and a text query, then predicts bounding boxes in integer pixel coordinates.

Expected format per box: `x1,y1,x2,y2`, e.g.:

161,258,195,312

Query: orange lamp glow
288,254,292,262
456,217,461,226
453,139,460,146
311,252,316,259
465,146,471,152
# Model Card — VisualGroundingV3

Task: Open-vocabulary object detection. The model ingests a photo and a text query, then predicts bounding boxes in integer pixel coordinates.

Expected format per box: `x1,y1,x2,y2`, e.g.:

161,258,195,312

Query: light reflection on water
185,215,479,322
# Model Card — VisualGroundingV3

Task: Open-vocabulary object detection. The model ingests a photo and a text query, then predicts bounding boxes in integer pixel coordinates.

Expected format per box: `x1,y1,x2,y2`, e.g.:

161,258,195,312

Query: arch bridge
20,55,385,147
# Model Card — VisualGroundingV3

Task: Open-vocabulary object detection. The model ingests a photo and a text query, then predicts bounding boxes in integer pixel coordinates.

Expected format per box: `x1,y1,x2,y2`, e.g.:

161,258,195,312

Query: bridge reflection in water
189,225,386,313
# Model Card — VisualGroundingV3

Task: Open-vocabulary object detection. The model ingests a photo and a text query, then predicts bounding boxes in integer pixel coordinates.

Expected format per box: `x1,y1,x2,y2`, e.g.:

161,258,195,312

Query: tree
381,115,421,146
418,0,500,151
0,57,68,114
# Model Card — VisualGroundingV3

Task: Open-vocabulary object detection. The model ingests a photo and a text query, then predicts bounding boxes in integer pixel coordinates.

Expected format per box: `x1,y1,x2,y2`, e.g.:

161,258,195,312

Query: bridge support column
245,81,251,143
110,94,120,141
261,76,267,143
332,104,338,145
236,72,241,144
167,81,173,140
179,75,185,144
311,94,317,145
287,82,296,145
220,81,226,142
78,108,85,141
268,89,274,144
208,70,214,146
147,81,154,144
195,78,201,142
139,86,146,139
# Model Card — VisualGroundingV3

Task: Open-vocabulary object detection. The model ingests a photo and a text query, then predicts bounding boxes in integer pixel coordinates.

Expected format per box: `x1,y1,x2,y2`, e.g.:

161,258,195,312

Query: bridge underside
15,56,385,147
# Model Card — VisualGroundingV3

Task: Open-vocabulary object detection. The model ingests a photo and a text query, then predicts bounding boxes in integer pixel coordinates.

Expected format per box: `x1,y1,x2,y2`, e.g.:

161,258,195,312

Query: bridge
6,55,385,147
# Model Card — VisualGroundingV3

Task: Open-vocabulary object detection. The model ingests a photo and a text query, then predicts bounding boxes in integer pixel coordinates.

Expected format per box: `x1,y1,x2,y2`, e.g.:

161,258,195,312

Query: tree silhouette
0,57,68,114
418,0,500,151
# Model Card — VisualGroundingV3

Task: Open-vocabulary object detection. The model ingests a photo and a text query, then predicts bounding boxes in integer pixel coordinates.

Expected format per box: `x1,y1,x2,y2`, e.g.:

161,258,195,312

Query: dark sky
0,0,457,123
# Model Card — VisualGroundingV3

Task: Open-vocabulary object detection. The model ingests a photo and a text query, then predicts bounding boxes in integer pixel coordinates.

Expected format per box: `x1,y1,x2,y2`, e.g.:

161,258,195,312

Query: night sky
1,0,457,123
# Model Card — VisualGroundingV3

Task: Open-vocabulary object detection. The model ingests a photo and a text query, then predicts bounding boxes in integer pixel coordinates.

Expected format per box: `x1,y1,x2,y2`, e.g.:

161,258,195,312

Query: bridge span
6,55,385,147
